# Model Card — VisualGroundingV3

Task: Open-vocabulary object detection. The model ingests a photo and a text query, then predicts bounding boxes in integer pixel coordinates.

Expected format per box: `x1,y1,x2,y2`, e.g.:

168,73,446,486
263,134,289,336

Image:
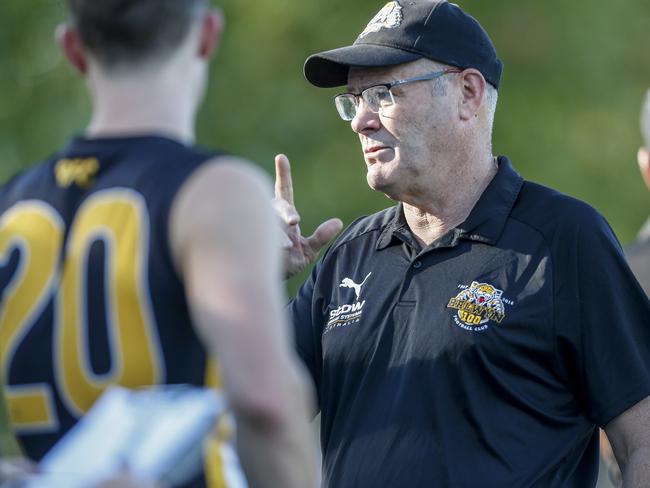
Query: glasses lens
334,94,358,121
363,86,393,113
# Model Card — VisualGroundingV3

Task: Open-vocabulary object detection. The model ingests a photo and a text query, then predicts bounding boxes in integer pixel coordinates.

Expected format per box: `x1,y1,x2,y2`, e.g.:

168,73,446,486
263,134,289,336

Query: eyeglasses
333,68,461,121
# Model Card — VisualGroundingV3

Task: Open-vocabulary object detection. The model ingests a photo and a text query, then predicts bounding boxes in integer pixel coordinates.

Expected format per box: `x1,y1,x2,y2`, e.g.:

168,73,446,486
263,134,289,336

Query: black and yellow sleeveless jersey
0,135,246,487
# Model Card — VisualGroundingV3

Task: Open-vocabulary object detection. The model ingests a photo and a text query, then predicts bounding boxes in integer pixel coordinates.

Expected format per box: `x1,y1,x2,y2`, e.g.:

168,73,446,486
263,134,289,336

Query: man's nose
350,100,381,134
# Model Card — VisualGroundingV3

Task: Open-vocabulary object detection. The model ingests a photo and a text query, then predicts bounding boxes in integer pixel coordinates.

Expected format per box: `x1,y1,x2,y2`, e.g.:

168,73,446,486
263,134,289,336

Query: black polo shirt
290,157,650,488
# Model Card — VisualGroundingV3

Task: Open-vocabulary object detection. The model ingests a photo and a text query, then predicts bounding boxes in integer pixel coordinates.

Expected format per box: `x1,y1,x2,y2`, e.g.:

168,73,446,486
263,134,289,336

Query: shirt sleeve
288,259,325,406
554,208,650,427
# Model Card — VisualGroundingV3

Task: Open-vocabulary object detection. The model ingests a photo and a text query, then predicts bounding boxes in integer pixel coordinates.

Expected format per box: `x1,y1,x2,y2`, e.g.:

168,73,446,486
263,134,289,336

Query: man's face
347,59,459,201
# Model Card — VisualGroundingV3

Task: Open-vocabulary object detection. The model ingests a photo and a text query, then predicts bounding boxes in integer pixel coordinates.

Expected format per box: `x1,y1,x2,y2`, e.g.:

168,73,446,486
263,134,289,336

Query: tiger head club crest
447,281,509,332
358,1,404,39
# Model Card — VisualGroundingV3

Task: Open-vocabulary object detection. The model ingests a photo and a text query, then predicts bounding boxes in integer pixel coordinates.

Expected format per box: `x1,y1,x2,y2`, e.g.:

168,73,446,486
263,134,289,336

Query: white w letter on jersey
339,272,372,300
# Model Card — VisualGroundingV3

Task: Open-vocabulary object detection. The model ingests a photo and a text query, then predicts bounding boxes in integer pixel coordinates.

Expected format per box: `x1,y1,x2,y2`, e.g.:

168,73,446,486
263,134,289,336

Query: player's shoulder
178,154,272,203
0,157,57,202
169,154,273,238
167,154,277,273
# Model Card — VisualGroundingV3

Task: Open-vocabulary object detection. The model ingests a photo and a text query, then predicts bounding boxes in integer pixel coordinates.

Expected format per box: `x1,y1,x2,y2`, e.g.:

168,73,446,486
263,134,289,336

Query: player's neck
86,69,200,144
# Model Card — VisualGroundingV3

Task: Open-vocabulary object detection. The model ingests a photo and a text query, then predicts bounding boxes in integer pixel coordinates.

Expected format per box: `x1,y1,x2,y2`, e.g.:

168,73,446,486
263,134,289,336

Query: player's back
0,135,232,481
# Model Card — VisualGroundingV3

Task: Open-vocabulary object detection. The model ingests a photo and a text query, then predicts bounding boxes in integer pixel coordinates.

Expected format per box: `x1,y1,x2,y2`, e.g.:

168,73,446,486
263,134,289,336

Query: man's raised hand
273,154,343,279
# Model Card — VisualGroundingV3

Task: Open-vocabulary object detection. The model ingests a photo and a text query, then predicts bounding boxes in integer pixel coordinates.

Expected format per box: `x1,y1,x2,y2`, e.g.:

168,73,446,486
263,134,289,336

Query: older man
276,1,650,486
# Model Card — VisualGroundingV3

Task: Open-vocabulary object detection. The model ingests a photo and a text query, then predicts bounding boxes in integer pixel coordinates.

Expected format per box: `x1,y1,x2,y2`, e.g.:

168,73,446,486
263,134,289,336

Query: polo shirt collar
376,156,523,250
456,156,523,245
376,204,411,250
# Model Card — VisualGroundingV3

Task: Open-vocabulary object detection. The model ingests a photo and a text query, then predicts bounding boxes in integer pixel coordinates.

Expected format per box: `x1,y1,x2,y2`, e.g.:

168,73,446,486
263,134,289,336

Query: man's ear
457,69,486,121
637,147,650,190
56,24,88,75
198,8,224,59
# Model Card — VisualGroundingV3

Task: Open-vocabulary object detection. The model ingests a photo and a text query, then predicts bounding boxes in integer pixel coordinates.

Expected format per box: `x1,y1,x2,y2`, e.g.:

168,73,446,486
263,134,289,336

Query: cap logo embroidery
447,281,510,332
358,1,403,39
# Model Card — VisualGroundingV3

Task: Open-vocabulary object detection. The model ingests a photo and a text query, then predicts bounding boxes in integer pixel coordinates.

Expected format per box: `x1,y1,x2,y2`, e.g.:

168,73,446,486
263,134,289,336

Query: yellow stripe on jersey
205,358,226,487
205,359,223,390
205,361,248,487
204,428,228,488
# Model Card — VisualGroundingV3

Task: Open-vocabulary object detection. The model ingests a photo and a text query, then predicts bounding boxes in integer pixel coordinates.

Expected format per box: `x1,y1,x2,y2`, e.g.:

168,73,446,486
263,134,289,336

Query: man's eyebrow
346,79,392,94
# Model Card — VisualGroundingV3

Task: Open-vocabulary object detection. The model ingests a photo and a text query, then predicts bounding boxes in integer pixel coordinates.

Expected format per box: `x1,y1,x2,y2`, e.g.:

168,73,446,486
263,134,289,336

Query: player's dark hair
67,0,209,69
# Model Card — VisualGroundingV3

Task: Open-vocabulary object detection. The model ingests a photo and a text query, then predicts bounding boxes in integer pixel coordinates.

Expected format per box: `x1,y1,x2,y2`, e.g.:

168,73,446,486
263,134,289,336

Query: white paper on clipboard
27,385,226,488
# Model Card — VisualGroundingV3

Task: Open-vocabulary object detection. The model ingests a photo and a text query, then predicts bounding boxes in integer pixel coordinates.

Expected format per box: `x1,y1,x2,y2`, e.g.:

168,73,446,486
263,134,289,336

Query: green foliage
1,0,649,296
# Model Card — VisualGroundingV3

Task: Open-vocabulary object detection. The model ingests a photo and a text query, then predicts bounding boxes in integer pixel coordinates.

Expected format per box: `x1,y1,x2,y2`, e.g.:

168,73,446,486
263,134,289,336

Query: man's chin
366,174,395,196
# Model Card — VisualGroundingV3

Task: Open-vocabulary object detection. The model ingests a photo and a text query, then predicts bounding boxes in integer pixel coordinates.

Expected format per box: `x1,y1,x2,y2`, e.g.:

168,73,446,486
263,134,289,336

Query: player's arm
604,395,650,487
169,157,316,488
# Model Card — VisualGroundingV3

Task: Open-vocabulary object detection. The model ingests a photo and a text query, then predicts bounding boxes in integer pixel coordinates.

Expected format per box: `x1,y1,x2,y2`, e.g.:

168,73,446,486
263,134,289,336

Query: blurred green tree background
1,1,649,294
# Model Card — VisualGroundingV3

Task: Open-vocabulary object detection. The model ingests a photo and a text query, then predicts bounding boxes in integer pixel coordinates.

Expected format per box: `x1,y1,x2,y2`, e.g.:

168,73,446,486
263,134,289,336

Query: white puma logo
339,272,372,300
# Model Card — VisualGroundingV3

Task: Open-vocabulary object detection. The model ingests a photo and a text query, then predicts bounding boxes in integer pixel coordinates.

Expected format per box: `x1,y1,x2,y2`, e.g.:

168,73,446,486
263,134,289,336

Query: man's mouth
364,145,389,155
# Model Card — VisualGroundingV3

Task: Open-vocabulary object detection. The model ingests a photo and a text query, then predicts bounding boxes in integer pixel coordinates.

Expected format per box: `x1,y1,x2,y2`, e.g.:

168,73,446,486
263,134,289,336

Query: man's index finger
274,154,294,205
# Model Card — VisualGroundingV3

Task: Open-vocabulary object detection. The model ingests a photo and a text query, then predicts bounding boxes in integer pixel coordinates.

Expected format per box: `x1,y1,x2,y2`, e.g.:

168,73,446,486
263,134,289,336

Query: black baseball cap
304,0,502,89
